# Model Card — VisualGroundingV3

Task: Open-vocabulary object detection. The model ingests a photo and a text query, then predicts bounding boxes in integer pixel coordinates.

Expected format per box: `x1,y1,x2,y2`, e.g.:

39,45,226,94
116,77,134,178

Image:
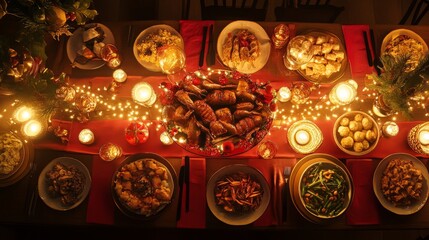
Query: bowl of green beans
298,159,353,220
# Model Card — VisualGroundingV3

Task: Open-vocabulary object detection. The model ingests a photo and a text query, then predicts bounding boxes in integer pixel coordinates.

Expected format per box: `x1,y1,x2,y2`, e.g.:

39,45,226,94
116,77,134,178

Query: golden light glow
418,130,429,145
113,69,127,83
13,105,33,122
78,129,95,145
22,119,43,137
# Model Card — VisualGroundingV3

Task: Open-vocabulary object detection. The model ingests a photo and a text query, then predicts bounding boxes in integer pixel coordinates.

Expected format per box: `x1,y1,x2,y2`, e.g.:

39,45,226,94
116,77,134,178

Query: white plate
373,153,429,215
133,24,184,72
38,157,91,211
217,20,271,74
206,164,270,226
66,23,115,70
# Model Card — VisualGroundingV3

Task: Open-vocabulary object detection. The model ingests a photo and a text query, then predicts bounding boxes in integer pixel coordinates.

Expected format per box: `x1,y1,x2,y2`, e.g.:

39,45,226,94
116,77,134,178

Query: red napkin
179,20,215,72
342,25,375,81
345,159,380,225
86,155,121,225
177,157,206,228
247,159,277,226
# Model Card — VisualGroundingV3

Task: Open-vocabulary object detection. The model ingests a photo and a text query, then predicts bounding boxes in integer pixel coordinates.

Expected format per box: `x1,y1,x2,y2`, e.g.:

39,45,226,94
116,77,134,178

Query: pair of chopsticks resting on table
199,24,215,67
362,29,382,75
176,156,190,221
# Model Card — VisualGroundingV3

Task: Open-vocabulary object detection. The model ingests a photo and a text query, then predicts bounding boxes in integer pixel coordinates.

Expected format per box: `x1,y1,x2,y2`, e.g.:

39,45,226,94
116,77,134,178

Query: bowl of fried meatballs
112,153,176,219
333,111,380,156
373,153,429,215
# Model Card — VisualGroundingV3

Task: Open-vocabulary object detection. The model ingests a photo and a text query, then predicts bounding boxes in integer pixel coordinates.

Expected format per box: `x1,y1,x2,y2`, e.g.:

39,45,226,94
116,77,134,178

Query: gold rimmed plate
287,120,323,154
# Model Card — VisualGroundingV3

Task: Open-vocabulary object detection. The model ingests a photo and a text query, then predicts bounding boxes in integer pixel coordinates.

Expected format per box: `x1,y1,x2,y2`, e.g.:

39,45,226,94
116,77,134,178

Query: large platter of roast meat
161,70,274,157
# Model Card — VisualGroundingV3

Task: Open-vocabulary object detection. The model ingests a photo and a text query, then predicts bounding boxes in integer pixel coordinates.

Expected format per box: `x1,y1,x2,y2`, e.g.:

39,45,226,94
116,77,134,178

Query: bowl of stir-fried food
38,157,91,211
112,153,176,219
290,154,353,223
206,164,270,226
373,153,429,215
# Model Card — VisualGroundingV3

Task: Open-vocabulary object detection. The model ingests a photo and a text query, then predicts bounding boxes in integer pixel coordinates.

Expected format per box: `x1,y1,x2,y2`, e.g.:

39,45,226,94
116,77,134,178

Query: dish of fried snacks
217,21,270,74
38,157,91,211
373,153,429,215
297,30,347,84
112,154,175,218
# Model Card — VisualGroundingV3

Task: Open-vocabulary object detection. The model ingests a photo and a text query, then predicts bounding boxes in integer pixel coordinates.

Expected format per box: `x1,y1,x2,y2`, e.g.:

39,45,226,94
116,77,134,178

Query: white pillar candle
78,129,95,145
295,129,310,145
277,87,292,102
14,106,33,123
160,131,173,145
22,119,42,137
113,69,127,83
131,82,157,106
419,130,429,145
382,121,399,137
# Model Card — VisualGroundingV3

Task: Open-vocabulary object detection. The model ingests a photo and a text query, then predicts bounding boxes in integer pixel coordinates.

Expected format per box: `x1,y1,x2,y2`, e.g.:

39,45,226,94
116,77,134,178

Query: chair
274,0,344,23
198,0,269,21
93,0,158,21
399,0,429,25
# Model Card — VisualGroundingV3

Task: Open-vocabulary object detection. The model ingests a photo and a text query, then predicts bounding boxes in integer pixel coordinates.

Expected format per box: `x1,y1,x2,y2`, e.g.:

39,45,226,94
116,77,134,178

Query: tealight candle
382,121,399,137
329,80,358,105
78,129,94,145
160,131,173,145
295,129,311,145
113,69,127,83
131,82,157,107
99,143,122,162
22,119,43,137
419,130,429,145
13,105,33,123
277,87,292,102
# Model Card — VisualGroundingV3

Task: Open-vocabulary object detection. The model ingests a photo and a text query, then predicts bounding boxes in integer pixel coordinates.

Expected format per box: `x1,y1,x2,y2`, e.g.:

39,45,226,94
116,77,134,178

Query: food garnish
381,158,424,207
214,171,263,213
301,162,349,217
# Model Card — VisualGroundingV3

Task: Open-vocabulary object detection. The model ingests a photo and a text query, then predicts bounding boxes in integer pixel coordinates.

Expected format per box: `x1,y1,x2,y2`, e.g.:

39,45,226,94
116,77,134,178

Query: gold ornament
290,82,311,105
48,125,69,144
6,50,36,82
75,93,97,113
45,6,67,31
56,86,76,102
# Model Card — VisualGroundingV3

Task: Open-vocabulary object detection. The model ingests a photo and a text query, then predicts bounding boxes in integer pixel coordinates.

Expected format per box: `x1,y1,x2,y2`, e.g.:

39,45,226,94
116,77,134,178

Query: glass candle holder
160,131,174,145
13,105,33,123
113,69,127,83
131,82,157,107
21,119,44,138
283,35,314,70
277,87,292,102
78,129,95,145
382,121,399,138
158,45,186,75
407,122,429,154
257,140,278,159
329,80,358,105
99,143,122,162
271,24,290,49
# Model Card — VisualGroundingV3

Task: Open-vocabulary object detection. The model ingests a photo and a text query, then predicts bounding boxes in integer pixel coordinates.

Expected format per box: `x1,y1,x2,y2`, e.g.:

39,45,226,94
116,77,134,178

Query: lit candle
14,106,33,122
99,143,122,162
131,82,157,107
295,130,311,145
160,131,173,145
277,87,292,102
329,80,358,105
113,69,127,83
22,119,43,137
78,129,94,145
418,130,429,145
382,121,399,137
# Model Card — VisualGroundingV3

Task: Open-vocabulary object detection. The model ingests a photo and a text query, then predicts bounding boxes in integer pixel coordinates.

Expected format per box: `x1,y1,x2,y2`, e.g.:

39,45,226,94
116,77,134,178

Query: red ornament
222,141,235,153
125,121,149,145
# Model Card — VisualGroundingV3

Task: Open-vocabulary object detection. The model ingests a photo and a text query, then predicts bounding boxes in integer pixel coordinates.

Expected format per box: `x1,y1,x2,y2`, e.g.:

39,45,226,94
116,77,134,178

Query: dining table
1,19,429,234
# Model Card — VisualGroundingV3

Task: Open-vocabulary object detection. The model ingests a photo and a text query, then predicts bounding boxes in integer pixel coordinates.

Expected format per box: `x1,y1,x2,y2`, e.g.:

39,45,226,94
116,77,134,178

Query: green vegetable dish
300,162,349,218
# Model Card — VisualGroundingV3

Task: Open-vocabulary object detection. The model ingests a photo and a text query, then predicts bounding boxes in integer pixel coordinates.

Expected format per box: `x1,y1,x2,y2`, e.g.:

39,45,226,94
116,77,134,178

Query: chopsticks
206,24,215,66
362,31,373,67
199,26,208,67
184,156,190,212
25,161,38,217
176,165,185,221
370,29,382,75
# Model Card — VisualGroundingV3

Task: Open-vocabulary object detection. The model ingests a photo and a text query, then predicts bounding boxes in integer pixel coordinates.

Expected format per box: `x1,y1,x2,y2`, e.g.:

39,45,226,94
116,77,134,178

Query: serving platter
38,157,91,211
206,164,270,226
217,20,271,74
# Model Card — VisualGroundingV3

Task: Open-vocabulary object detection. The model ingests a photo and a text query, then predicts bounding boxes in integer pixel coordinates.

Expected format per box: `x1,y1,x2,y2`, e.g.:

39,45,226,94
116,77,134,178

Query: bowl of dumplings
333,111,380,156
